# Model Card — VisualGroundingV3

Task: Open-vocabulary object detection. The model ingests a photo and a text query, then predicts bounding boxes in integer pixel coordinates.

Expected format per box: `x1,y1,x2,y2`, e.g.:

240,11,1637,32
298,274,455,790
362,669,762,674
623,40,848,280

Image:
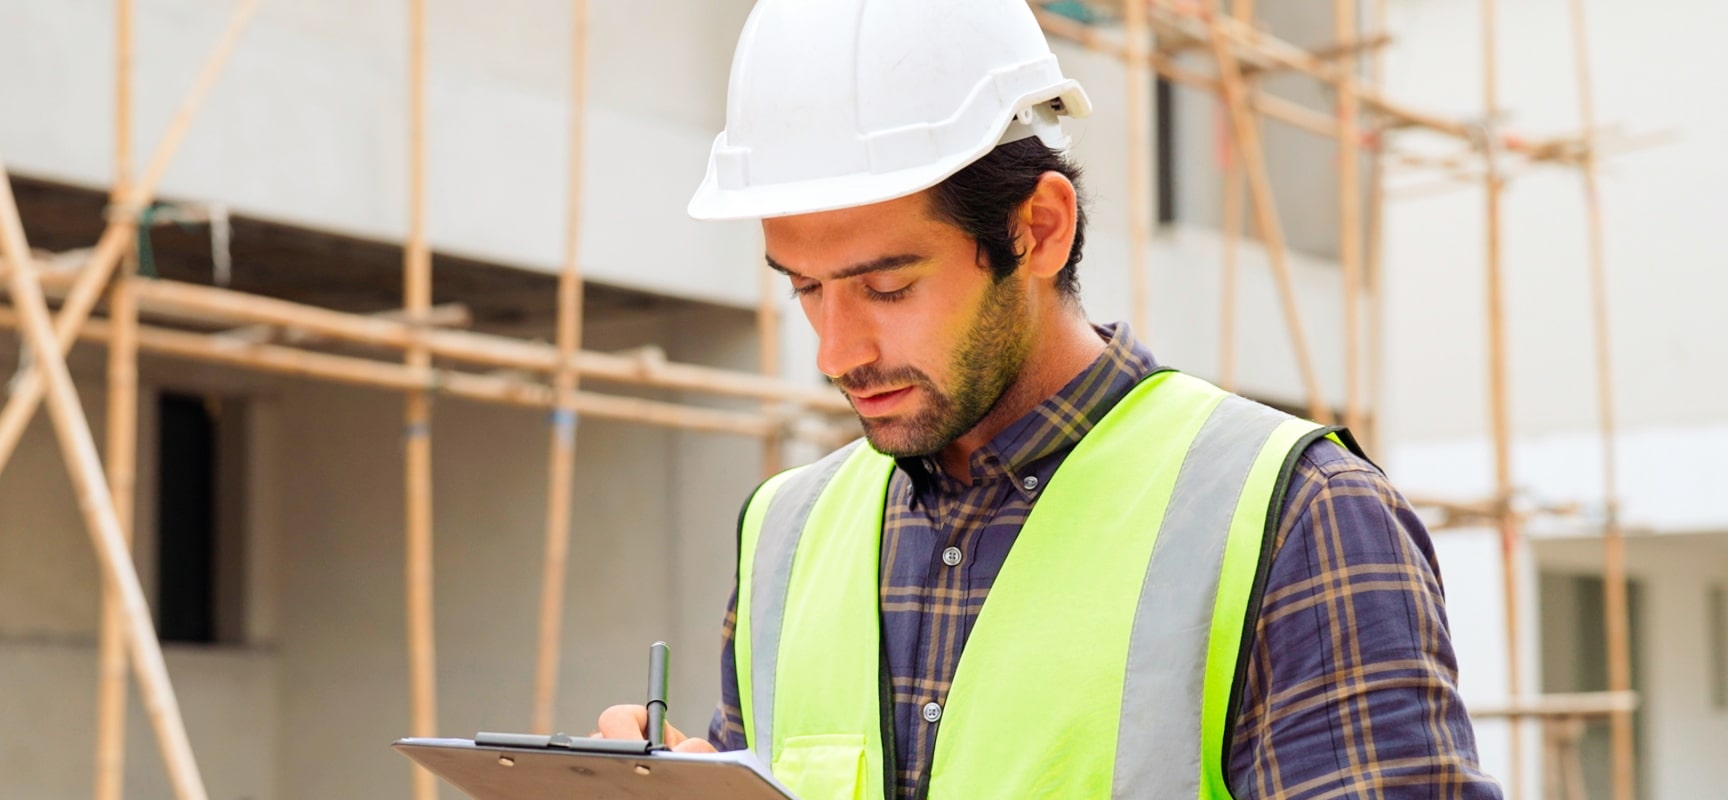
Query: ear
1019,172,1078,283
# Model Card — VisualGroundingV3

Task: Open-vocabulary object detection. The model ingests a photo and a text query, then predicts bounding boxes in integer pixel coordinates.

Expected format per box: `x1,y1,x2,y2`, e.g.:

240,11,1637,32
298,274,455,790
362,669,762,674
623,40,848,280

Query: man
594,1,1502,797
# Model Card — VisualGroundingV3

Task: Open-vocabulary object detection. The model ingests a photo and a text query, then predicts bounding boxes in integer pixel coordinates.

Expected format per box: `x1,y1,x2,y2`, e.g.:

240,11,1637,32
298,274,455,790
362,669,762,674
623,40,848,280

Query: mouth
847,386,914,417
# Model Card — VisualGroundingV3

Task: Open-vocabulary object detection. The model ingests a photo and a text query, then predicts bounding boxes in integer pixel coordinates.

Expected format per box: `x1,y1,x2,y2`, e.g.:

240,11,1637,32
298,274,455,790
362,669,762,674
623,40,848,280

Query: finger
672,737,717,754
596,705,648,739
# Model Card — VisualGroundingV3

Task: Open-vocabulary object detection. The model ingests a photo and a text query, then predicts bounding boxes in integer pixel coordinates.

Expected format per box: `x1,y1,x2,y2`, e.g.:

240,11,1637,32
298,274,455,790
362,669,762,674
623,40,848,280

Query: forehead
761,191,964,274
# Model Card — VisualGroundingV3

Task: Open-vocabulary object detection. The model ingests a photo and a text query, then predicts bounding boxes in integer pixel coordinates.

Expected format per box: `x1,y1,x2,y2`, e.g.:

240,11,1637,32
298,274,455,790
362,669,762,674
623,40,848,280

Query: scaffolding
1033,1,1637,797
0,1,1637,799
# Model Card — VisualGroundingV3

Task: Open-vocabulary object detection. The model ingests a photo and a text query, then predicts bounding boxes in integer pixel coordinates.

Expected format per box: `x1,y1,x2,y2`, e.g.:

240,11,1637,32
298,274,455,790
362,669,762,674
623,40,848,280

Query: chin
859,420,939,459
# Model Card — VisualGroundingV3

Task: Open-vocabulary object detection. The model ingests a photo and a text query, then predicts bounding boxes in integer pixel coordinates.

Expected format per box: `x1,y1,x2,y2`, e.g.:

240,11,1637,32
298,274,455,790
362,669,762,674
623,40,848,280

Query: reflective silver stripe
747,439,865,766
1113,395,1290,797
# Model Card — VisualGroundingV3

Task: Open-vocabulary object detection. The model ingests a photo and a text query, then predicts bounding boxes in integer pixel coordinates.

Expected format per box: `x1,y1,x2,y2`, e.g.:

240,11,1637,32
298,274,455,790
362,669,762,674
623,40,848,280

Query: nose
811,291,877,381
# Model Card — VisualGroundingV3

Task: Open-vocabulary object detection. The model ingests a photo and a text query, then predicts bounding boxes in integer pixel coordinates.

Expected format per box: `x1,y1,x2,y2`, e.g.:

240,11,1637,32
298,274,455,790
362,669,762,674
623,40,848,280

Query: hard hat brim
688,84,1092,221
687,142,972,221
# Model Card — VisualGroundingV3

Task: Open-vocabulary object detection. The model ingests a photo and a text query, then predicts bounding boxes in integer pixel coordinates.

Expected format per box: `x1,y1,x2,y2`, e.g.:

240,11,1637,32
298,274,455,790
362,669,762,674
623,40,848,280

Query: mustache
830,365,933,396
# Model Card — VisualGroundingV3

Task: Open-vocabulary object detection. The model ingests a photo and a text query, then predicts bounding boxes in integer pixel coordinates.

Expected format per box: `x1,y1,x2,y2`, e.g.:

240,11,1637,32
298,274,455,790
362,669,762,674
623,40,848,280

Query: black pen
646,641,671,751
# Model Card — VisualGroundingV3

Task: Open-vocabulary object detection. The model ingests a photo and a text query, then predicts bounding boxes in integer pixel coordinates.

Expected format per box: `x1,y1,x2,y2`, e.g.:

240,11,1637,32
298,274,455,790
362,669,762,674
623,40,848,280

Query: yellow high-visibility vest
736,371,1348,798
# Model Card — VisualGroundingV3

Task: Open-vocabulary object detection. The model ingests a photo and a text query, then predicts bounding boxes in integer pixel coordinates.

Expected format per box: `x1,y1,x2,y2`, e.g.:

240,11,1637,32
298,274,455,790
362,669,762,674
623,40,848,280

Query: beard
833,275,1032,458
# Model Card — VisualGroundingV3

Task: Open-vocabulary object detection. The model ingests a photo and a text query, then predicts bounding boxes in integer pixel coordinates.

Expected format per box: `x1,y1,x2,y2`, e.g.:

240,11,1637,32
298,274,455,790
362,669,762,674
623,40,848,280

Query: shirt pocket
772,733,868,800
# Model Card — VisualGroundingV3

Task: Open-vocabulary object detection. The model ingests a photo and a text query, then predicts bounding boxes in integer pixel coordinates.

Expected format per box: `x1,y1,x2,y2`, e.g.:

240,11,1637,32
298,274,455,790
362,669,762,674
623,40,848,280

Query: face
763,193,1034,458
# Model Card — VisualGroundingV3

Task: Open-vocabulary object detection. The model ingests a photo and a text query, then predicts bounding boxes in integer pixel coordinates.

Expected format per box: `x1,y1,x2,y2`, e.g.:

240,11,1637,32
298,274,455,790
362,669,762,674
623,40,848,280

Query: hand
591,704,717,753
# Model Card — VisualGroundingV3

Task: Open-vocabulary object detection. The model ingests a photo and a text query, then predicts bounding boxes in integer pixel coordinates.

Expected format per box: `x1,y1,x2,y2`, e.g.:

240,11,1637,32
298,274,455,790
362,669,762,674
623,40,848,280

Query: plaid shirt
711,324,1501,799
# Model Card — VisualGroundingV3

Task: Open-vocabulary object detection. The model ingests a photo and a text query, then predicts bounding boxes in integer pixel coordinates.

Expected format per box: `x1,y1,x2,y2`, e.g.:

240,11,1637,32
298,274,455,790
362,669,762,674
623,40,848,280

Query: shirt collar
897,321,1160,501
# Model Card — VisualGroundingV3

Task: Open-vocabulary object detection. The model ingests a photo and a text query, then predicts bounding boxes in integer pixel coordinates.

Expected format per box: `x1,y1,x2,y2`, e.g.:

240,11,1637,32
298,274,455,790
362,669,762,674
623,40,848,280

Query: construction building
0,0,1721,798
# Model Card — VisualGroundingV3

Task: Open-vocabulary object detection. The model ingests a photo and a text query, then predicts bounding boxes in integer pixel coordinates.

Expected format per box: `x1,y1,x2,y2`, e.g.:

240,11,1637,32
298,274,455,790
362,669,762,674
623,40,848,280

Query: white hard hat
688,0,1093,221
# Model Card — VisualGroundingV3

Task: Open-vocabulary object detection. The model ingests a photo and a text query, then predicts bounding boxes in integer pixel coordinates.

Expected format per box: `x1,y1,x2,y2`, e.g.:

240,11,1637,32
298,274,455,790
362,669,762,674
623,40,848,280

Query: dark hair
926,137,1088,298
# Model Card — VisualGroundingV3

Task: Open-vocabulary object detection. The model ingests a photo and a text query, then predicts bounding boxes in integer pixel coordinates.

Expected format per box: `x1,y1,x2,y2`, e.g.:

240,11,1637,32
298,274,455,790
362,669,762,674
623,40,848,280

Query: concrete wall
0,304,764,798
1377,0,1728,795
0,0,762,307
1053,38,1351,410
0,0,1349,412
1536,535,1728,799
1172,1,1347,261
0,3,1366,797
0,347,284,799
1379,0,1728,444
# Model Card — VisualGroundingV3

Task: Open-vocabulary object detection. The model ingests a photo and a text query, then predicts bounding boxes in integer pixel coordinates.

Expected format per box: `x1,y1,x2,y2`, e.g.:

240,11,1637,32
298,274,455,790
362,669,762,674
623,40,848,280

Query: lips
848,386,914,417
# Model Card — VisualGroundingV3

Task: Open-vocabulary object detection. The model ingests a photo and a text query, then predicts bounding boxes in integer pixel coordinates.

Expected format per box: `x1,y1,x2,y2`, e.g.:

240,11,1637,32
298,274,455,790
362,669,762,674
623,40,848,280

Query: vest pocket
772,733,868,800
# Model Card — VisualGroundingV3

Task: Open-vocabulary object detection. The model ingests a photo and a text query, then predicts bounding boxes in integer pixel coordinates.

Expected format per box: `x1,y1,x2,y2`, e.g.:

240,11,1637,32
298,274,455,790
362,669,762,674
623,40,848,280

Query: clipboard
394,733,798,799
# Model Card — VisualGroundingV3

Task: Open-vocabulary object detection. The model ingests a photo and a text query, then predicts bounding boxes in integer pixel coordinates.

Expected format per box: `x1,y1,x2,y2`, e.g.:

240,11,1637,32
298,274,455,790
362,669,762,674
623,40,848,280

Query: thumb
672,737,717,753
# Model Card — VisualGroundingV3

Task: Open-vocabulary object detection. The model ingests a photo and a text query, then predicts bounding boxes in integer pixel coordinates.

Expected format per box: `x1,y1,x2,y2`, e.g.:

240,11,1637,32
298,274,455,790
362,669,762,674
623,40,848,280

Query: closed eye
864,284,912,302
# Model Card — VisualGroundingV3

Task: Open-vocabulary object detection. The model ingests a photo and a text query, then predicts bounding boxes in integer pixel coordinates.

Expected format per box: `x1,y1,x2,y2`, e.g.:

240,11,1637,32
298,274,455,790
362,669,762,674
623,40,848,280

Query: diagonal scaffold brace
0,159,211,800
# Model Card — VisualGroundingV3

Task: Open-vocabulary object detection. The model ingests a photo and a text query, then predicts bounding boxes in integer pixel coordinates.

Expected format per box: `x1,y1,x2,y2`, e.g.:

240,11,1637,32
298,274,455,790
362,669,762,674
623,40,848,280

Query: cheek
890,291,976,381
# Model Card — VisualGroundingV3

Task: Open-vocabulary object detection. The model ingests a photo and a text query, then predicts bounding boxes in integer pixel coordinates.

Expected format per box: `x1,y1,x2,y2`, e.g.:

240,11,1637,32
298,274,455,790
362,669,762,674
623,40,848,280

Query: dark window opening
156,392,245,644
1155,76,1176,225
1712,585,1727,710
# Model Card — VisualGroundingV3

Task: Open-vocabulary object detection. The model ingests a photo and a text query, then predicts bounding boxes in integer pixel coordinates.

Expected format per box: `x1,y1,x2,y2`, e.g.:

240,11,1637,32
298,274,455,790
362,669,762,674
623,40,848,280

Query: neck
935,308,1105,482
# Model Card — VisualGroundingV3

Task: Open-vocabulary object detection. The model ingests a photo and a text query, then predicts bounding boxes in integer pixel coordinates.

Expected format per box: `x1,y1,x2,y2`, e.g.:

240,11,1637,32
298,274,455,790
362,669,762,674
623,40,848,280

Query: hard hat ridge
689,0,1092,221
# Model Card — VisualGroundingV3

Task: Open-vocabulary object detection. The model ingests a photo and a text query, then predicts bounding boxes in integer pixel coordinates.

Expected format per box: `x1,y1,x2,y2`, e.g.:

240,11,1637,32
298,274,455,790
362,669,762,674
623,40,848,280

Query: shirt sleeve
709,583,749,750
1228,439,1504,798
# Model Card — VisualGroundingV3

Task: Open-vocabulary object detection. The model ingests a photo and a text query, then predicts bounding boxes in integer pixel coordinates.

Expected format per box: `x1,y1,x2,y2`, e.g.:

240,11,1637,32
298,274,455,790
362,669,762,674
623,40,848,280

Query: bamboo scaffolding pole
0,0,260,480
1218,160,1240,392
1479,0,1526,794
1033,6,1342,141
1363,0,1389,455
403,1,438,797
1216,0,1253,393
1151,3,1458,142
1124,0,1153,340
1238,34,1393,78
1335,0,1366,436
1469,690,1638,719
219,302,470,345
95,1,136,797
1037,3,1590,164
1204,12,1334,424
0,308,799,439
0,164,209,800
1568,2,1633,797
1148,0,1590,167
531,0,591,737
121,278,851,412
757,265,784,478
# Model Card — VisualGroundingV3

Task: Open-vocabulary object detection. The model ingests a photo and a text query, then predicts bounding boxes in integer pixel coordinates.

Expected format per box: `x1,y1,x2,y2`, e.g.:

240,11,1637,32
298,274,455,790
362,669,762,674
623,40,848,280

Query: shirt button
941,547,963,567
922,702,943,723
1021,475,1039,491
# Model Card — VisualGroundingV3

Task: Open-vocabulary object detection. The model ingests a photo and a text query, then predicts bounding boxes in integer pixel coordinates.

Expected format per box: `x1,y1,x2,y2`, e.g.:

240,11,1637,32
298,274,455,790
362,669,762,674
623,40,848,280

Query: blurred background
0,0,1723,798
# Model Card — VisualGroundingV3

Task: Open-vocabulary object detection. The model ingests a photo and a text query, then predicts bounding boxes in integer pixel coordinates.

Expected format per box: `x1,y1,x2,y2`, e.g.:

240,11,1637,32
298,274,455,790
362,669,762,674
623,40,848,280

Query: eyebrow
765,253,924,282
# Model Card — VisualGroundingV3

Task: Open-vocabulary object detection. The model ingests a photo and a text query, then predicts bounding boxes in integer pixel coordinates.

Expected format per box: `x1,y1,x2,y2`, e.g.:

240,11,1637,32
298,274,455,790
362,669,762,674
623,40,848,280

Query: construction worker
593,1,1503,797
